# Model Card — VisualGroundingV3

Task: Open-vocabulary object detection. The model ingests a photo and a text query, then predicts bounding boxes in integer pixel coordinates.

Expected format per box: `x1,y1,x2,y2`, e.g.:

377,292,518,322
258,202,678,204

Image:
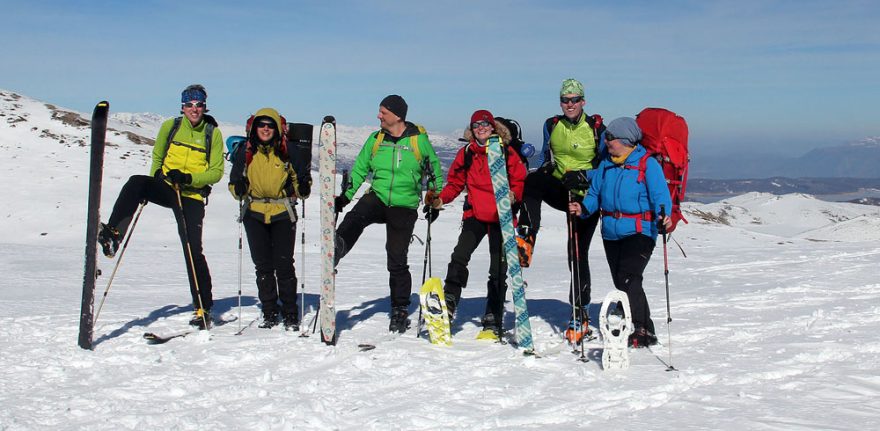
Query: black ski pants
603,234,656,334
335,192,417,308
243,215,298,316
520,170,599,307
107,175,213,311
443,217,508,322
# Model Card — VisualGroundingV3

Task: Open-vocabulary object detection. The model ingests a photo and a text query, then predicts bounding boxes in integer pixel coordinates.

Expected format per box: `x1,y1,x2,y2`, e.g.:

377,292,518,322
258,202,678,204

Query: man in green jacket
98,84,224,329
334,94,444,333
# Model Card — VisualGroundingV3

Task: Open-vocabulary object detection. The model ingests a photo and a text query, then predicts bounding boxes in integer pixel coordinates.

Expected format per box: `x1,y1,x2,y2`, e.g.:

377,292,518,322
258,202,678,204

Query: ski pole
175,186,208,331
299,198,308,337
567,192,586,361
236,198,244,333
660,205,675,371
416,158,436,338
94,201,146,325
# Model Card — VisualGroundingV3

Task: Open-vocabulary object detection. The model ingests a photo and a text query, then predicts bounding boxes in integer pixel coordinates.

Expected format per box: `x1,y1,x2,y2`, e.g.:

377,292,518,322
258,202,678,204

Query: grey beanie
605,117,642,147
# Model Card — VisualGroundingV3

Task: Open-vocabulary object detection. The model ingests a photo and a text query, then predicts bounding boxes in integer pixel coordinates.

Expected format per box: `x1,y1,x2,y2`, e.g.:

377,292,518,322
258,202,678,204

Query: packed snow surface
2,91,879,430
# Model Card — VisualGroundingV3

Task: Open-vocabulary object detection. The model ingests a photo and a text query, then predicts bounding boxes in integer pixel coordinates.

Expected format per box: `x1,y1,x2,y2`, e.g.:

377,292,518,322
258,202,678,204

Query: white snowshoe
599,290,635,371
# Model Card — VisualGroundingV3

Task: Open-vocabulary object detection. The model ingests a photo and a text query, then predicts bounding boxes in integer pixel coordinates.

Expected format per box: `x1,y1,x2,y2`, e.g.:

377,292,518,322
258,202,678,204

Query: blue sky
3,0,878,157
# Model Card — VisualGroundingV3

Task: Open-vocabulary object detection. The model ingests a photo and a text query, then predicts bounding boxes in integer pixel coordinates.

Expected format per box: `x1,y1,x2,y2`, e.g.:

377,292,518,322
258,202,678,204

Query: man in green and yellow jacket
517,78,606,344
334,94,444,333
98,84,224,329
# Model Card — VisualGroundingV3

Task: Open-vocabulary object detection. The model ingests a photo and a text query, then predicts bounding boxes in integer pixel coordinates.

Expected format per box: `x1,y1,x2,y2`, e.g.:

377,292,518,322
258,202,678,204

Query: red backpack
635,108,689,232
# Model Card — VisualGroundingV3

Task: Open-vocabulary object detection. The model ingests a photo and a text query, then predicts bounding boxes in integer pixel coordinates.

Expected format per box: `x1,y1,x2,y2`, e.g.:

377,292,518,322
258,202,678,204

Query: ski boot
98,223,121,258
389,306,411,334
259,311,280,329
189,308,212,330
599,291,634,371
564,306,593,345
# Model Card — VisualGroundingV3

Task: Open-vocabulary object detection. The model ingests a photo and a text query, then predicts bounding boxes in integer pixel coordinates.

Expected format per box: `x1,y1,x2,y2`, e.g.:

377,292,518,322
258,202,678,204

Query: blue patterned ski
485,135,533,353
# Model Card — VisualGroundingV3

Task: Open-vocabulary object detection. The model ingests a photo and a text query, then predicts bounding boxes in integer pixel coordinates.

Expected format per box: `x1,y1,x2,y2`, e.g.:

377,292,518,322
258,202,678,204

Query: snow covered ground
2,91,880,430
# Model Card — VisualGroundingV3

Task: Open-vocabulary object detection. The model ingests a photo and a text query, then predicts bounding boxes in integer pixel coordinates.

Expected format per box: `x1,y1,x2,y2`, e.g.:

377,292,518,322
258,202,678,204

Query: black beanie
380,94,408,121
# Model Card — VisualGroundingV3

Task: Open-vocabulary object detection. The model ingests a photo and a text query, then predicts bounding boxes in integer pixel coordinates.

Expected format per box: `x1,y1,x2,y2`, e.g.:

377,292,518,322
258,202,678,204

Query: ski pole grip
659,204,667,234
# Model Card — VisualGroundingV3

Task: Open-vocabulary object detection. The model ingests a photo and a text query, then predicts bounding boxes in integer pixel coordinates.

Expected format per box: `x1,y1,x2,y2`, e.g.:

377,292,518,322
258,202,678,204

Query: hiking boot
444,292,458,323
98,223,121,258
564,308,593,344
189,308,212,330
259,311,280,329
515,226,534,268
388,306,411,334
629,327,658,348
282,312,300,331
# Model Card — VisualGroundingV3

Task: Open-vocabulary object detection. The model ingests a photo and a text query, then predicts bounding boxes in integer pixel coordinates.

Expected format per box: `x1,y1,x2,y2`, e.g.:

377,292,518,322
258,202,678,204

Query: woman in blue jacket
569,117,672,347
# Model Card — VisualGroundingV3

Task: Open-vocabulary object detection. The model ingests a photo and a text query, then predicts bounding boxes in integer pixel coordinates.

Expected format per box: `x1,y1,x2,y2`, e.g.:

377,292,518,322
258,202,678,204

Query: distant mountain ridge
691,136,880,179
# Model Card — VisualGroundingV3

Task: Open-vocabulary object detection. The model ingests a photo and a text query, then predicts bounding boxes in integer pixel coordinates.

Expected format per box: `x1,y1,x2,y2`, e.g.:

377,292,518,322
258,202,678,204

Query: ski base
418,277,451,346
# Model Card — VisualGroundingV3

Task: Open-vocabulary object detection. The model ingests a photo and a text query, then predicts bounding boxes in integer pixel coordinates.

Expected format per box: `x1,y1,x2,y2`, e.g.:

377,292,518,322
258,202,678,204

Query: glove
422,204,440,224
424,189,442,209
298,175,312,198
232,179,248,198
334,195,350,214
561,170,589,191
283,177,296,198
166,169,192,185
538,160,555,175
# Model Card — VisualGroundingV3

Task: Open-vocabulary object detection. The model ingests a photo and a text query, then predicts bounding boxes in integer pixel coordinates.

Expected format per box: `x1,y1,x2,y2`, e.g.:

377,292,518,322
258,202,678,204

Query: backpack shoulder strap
371,131,385,158
160,117,184,166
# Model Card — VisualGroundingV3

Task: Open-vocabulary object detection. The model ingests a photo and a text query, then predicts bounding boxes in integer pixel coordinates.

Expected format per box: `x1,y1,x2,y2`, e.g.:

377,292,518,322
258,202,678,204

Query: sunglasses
256,121,276,129
471,120,493,129
605,132,618,142
560,96,583,104
182,101,206,108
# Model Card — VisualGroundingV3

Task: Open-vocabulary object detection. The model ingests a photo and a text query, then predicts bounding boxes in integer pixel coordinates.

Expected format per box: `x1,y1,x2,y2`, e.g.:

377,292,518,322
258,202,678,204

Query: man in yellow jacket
98,84,224,329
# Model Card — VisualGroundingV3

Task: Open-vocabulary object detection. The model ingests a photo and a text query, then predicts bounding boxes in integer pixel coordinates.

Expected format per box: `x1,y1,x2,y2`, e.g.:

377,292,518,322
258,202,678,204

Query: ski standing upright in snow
78,101,109,350
485,134,534,353
318,116,338,345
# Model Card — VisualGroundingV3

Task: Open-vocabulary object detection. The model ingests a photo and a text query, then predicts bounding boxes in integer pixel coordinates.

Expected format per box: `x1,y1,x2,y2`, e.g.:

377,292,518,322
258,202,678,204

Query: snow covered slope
1,90,879,430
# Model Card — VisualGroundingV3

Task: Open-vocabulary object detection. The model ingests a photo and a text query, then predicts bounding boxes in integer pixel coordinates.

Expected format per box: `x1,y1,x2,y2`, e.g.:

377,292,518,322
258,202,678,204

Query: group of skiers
97,79,672,348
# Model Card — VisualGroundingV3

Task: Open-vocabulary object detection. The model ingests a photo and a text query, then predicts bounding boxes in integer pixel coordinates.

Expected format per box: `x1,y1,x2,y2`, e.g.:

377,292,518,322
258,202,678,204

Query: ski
318,116,338,345
143,331,194,344
418,277,451,346
485,135,534,353
599,290,635,371
78,101,110,350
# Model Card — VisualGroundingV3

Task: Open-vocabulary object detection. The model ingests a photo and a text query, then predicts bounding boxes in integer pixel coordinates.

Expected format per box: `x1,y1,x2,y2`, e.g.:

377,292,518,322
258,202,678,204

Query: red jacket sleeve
438,147,467,204
506,145,527,202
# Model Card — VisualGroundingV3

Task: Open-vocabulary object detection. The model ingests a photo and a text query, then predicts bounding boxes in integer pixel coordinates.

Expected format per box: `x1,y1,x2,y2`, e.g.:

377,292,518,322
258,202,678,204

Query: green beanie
560,78,585,97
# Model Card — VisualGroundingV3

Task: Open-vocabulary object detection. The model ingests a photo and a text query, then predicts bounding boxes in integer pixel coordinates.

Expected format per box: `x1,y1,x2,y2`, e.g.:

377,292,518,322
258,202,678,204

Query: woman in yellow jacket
229,108,307,330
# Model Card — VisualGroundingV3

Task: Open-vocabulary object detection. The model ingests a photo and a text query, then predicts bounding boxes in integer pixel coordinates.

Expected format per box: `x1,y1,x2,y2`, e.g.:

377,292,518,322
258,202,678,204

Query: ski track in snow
2,92,880,429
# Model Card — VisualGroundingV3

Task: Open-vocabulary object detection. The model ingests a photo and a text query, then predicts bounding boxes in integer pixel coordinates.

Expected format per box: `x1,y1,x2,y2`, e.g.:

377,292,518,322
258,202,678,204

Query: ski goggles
182,101,206,109
471,120,493,129
560,96,583,104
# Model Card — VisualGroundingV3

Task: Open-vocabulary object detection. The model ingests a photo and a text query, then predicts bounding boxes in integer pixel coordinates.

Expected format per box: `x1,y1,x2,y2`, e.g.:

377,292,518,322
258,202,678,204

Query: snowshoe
98,223,120,258
599,291,634,371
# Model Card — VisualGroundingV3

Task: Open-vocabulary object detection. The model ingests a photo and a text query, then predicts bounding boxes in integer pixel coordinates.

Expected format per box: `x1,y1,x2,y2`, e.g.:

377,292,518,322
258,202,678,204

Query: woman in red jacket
424,110,527,337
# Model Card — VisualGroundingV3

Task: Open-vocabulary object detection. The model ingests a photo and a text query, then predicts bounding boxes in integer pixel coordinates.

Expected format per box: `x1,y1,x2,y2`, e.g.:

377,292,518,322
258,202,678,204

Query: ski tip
322,115,336,124
96,101,109,108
